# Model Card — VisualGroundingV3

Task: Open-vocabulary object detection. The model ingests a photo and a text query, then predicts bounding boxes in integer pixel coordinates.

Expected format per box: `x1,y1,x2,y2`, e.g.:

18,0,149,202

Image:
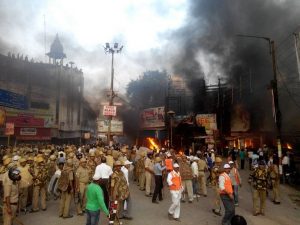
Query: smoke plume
171,0,300,133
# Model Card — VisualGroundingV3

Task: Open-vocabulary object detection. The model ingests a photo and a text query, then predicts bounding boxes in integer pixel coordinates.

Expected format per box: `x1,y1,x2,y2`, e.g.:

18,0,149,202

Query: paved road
19,169,300,225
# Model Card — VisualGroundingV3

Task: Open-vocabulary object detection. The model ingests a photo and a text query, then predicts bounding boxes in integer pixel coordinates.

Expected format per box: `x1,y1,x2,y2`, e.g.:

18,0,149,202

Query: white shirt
94,163,113,179
121,166,129,185
191,162,198,177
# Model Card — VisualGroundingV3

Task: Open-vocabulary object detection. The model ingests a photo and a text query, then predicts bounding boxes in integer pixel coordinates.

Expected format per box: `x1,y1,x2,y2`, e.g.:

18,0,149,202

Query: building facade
0,35,96,144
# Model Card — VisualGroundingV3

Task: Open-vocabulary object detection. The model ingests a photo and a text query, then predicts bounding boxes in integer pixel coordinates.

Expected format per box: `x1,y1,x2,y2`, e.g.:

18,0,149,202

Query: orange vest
219,172,233,195
165,158,173,171
169,171,182,191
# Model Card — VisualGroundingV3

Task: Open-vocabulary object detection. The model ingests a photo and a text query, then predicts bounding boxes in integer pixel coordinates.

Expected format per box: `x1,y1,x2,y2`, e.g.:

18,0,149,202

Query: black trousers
220,194,235,225
99,179,109,209
241,159,245,170
152,175,163,202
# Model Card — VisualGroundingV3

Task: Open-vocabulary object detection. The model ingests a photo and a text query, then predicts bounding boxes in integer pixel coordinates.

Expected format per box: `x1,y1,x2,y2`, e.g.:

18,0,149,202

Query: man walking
152,157,166,203
167,163,183,222
85,173,109,225
219,164,235,225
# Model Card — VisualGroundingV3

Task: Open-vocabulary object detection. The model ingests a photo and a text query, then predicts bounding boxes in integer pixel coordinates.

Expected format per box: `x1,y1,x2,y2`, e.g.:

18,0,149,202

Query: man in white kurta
167,163,183,222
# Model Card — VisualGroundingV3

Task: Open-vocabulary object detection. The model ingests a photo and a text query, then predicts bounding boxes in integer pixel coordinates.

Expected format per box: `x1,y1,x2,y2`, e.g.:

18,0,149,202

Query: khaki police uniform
137,156,146,190
58,165,74,218
197,158,208,196
2,172,19,225
111,167,130,218
268,164,280,203
18,160,33,210
251,167,268,215
211,165,221,214
31,159,48,211
145,156,154,195
75,162,89,214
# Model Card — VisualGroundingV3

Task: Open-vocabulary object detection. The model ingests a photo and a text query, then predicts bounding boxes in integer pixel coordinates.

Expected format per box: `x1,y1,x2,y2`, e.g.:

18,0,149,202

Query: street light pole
104,43,123,145
237,34,283,173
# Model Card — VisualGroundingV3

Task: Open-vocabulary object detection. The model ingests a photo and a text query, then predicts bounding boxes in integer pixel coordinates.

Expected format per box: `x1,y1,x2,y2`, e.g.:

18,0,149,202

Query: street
19,169,300,225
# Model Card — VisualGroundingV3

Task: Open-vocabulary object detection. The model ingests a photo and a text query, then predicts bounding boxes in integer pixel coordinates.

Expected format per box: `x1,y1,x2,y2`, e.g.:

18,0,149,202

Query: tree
120,70,169,140
127,70,169,109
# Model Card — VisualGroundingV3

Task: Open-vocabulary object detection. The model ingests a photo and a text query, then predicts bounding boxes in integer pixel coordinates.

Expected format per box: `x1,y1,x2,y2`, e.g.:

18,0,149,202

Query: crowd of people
0,143,289,225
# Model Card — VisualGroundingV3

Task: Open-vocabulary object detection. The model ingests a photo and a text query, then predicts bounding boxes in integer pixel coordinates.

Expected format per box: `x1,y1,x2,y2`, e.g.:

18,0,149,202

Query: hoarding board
98,120,123,133
0,89,28,110
196,114,217,135
140,107,165,129
20,128,37,136
103,105,117,116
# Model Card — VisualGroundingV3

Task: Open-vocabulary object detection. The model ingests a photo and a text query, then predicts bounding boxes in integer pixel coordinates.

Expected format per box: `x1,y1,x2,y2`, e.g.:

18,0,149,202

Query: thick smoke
172,0,300,133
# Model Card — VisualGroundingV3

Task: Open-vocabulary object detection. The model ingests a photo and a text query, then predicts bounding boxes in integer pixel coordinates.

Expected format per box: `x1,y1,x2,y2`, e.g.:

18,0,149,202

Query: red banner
6,114,44,127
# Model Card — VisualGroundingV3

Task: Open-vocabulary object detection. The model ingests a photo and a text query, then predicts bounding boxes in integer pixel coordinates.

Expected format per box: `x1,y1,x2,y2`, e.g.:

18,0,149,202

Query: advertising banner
15,127,51,140
196,114,217,135
6,114,45,127
98,120,123,134
20,128,37,136
103,105,117,116
0,89,28,110
140,107,165,129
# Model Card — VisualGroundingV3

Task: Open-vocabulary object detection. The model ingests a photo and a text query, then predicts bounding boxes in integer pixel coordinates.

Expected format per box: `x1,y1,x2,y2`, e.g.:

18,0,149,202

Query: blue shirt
154,163,165,175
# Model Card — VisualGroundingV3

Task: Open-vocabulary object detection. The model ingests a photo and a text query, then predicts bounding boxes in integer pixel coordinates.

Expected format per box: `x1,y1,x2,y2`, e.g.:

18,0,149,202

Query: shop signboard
98,120,123,134
196,114,217,135
103,105,117,116
20,128,37,136
140,106,165,129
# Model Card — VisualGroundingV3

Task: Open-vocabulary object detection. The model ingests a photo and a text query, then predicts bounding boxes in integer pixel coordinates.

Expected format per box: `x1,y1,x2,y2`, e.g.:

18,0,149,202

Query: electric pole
104,43,123,145
237,35,283,173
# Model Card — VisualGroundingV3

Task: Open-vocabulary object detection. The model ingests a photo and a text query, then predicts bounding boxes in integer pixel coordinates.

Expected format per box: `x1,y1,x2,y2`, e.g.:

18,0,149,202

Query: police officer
268,158,280,204
250,160,268,216
137,152,146,191
58,159,74,218
87,152,97,181
111,161,131,219
3,166,21,225
31,156,48,212
18,158,33,211
145,151,154,197
212,156,223,216
75,158,89,215
197,154,208,197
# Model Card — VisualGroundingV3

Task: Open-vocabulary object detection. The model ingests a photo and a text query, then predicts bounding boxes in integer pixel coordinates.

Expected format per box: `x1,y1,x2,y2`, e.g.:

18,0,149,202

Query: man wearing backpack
58,159,75,218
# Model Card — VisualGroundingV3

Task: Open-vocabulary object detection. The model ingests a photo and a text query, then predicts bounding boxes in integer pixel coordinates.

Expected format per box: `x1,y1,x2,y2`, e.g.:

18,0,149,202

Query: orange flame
147,137,159,152
287,143,292,150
